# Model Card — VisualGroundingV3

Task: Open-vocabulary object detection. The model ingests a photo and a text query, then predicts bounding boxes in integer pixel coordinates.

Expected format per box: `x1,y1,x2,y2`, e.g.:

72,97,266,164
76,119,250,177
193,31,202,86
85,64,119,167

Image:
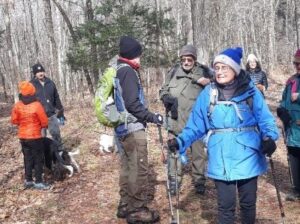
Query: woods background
0,0,299,103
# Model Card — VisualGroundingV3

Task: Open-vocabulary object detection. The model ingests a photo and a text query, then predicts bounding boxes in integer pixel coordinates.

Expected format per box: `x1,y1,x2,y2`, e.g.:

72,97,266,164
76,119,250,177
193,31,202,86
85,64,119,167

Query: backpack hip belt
204,125,258,147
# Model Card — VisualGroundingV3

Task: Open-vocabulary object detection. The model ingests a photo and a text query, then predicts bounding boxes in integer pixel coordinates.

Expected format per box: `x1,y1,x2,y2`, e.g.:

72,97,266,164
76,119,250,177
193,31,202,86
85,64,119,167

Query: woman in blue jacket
168,47,279,224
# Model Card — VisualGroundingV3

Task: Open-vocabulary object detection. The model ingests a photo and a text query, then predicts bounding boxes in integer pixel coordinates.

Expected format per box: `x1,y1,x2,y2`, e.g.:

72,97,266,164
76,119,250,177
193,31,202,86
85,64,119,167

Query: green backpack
94,64,137,127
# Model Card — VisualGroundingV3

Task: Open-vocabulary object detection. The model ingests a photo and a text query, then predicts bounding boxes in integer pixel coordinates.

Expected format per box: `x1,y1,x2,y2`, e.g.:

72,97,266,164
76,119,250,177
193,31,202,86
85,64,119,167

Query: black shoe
117,202,128,218
195,183,205,195
126,207,160,224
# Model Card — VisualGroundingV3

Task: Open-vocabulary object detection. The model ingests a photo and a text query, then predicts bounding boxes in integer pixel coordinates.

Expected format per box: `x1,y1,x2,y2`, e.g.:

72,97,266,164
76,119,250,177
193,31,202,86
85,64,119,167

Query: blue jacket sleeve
252,89,279,141
176,87,209,153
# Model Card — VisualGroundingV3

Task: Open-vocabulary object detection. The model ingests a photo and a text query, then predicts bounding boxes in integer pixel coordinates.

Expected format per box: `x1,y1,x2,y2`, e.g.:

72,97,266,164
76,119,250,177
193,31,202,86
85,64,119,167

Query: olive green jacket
159,62,208,135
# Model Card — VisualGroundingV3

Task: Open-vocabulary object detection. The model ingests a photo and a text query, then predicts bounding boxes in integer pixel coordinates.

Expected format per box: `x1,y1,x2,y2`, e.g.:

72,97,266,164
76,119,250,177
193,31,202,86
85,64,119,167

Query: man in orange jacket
11,81,50,190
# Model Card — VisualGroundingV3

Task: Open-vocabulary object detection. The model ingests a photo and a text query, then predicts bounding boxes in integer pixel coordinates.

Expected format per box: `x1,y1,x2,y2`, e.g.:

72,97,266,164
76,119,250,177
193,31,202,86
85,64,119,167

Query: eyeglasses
293,62,300,66
181,57,194,63
214,65,231,72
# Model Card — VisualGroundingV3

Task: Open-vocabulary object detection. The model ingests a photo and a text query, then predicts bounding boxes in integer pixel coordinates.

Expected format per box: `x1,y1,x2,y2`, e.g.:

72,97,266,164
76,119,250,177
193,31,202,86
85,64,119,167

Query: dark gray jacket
31,77,63,117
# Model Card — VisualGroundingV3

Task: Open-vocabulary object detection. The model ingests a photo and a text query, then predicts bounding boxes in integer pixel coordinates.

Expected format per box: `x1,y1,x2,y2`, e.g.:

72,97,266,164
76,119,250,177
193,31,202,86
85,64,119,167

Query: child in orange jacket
11,81,50,190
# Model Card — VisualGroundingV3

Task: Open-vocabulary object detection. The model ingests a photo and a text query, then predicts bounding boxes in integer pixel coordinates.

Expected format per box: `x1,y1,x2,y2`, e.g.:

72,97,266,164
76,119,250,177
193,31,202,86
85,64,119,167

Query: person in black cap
115,36,162,224
159,44,212,196
30,63,64,144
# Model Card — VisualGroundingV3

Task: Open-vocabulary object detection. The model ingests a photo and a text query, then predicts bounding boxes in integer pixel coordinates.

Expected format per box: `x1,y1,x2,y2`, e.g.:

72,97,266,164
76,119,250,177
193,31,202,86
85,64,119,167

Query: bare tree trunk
3,2,20,102
191,0,208,63
295,0,299,48
0,71,8,102
28,0,40,62
43,0,60,83
86,0,98,88
52,0,95,96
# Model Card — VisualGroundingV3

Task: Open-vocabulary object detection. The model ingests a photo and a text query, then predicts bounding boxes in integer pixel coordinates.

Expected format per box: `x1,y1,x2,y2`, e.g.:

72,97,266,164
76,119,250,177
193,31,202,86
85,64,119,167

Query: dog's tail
69,148,80,156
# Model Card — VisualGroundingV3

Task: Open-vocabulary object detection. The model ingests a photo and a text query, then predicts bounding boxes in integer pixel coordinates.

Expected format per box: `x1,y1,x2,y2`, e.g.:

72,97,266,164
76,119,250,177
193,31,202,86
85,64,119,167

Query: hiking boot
34,182,51,190
116,202,128,219
126,207,160,224
286,191,300,201
195,183,205,195
24,180,34,189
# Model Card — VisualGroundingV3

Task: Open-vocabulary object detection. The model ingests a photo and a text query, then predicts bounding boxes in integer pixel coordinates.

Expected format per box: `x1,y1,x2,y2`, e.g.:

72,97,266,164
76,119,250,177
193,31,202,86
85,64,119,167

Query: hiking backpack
94,64,137,127
208,82,254,121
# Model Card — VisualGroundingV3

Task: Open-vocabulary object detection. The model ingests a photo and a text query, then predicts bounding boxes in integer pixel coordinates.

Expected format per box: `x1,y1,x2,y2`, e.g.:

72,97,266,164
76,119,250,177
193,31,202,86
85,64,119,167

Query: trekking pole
157,125,167,164
269,157,286,224
174,153,180,224
157,125,177,224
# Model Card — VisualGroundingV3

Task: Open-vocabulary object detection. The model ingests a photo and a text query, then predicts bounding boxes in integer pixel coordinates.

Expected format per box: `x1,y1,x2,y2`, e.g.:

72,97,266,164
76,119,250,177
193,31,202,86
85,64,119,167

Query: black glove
170,100,178,120
162,95,178,119
276,107,291,129
162,95,177,110
152,113,163,126
167,138,179,153
262,138,277,157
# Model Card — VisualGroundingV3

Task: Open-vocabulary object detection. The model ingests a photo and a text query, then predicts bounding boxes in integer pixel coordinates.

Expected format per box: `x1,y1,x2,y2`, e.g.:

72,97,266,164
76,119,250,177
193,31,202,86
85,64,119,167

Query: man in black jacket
115,36,163,224
31,63,64,143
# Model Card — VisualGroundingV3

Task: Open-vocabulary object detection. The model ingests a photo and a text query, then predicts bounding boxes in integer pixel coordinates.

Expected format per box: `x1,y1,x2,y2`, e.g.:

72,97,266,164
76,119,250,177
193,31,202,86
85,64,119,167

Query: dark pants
118,130,149,212
21,138,45,183
287,146,300,192
214,177,258,224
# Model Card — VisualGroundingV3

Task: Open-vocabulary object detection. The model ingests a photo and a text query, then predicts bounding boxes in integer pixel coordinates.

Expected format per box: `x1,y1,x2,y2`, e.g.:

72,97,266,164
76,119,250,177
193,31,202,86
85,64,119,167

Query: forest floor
0,81,300,224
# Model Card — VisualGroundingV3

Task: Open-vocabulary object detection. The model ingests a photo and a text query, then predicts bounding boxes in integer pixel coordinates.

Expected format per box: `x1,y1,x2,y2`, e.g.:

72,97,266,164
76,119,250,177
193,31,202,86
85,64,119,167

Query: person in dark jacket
159,44,211,195
277,49,300,201
11,81,51,190
246,54,268,95
115,36,163,224
167,47,279,224
30,63,64,143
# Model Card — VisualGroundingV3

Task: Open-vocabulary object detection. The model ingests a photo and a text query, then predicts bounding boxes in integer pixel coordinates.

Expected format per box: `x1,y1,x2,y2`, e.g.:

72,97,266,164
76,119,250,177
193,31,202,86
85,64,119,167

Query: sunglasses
181,57,194,63
293,62,300,66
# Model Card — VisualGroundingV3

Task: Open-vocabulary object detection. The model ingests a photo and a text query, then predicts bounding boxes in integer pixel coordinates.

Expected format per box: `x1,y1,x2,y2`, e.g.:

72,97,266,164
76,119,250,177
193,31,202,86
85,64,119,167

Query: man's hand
262,138,277,157
162,95,178,119
167,138,179,153
197,77,210,86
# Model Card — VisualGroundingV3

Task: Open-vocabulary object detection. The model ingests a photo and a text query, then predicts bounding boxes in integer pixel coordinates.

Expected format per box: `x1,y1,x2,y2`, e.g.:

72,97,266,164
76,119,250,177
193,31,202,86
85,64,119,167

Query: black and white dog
43,137,80,180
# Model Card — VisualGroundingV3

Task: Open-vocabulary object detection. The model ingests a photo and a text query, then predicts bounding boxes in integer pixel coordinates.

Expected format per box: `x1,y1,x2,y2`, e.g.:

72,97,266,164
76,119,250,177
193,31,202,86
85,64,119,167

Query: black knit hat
119,36,142,59
32,63,45,75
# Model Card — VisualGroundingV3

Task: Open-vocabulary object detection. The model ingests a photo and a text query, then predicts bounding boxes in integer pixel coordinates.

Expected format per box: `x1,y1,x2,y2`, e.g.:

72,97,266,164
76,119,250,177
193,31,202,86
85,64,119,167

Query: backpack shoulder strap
208,82,218,117
168,63,181,80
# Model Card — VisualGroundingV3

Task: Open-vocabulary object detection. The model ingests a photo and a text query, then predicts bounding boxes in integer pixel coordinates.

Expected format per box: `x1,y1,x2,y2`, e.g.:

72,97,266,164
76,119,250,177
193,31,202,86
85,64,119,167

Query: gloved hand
152,113,163,126
167,138,179,153
276,107,291,129
170,99,178,120
162,95,177,111
262,138,277,157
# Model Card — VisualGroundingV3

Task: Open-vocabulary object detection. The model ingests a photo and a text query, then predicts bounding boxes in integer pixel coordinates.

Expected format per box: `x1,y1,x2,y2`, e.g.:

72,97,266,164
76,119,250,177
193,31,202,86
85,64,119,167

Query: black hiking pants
287,146,300,192
20,138,45,183
214,176,258,224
